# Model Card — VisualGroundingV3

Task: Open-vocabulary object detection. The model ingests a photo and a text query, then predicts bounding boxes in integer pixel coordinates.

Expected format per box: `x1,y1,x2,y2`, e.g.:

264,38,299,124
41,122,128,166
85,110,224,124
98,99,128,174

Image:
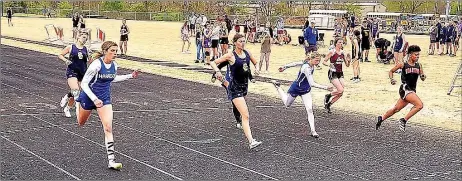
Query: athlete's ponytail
91,51,104,60
91,41,118,60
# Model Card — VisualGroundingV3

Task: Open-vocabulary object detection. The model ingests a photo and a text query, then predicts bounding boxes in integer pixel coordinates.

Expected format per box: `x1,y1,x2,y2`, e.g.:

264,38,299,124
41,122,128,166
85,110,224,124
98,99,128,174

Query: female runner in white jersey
76,41,140,170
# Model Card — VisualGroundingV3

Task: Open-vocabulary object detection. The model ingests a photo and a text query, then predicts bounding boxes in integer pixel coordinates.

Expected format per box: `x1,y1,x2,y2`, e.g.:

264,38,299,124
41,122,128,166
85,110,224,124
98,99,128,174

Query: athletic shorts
66,68,85,81
362,39,371,50
211,39,219,48
227,81,248,101
76,91,112,110
220,38,229,45
399,84,415,100
120,35,128,41
328,70,344,80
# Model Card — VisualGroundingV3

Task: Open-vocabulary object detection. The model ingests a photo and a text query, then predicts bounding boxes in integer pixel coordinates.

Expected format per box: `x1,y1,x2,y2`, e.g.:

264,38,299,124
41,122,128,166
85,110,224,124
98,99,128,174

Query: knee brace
205,51,210,56
71,89,80,99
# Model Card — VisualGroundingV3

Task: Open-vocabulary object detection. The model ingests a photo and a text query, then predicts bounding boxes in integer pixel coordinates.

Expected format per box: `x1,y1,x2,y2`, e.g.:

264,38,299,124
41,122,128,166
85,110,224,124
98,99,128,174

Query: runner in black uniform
376,45,426,132
119,19,130,56
72,12,80,40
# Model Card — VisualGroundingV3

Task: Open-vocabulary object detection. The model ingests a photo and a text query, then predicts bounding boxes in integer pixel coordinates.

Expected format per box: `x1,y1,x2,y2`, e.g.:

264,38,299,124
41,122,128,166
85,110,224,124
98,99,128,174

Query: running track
1,44,461,180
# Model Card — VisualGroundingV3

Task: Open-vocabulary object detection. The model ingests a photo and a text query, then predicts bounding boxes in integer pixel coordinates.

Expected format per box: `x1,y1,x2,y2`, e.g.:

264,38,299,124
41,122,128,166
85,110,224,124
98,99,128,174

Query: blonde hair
91,41,118,60
306,51,322,60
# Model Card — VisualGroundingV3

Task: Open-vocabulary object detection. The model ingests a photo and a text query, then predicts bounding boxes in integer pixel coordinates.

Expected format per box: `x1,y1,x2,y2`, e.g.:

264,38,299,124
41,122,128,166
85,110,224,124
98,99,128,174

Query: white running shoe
249,139,262,149
60,94,69,108
63,106,71,118
108,161,122,170
311,131,319,138
236,123,242,129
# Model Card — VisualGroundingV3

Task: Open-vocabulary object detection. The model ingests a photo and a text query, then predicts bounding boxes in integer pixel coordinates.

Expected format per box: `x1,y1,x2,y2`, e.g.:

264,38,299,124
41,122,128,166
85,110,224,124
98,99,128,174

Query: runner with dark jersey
119,19,130,55
446,21,455,56
376,45,426,132
371,19,379,41
7,8,13,26
323,38,351,113
210,33,262,150
58,31,90,118
72,13,80,40
361,21,372,62
351,29,361,82
393,26,406,66
439,22,447,55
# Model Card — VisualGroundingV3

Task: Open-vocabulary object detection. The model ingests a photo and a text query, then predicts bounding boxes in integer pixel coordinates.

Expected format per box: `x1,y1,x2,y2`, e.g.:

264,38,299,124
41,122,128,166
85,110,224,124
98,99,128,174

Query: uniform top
72,16,80,27
334,24,342,36
329,49,345,73
429,26,438,39
229,50,251,85
372,22,379,32
120,24,128,35
394,33,404,50
288,63,327,96
400,62,421,91
181,26,188,35
447,25,455,38
81,58,132,102
439,25,447,36
211,26,220,40
68,44,89,72
361,26,370,40
7,9,12,17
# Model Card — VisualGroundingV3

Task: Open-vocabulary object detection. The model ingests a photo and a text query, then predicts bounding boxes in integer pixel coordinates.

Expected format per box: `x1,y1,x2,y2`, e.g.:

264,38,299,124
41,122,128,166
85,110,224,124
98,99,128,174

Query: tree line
3,1,460,17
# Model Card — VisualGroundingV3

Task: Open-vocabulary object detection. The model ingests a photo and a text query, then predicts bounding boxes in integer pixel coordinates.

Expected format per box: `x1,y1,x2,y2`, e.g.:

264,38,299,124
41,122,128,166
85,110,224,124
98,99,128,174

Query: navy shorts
76,91,112,110
227,82,248,100
66,68,85,81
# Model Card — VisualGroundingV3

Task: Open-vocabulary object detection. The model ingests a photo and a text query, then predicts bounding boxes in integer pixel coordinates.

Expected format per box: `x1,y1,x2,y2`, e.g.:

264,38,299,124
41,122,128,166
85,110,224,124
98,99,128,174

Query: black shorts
243,27,248,33
120,35,128,41
399,84,415,100
211,39,219,48
80,24,86,29
220,38,229,45
436,36,442,42
66,68,85,81
362,39,370,50
227,82,248,100
189,24,195,30
430,38,437,43
328,70,344,80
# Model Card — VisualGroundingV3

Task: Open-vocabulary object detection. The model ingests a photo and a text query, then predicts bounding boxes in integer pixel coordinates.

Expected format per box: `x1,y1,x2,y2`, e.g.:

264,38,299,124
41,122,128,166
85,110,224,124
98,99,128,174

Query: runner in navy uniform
272,52,333,138
210,33,262,149
376,45,426,132
119,19,130,56
371,18,379,42
58,30,90,118
393,26,407,66
76,41,140,169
